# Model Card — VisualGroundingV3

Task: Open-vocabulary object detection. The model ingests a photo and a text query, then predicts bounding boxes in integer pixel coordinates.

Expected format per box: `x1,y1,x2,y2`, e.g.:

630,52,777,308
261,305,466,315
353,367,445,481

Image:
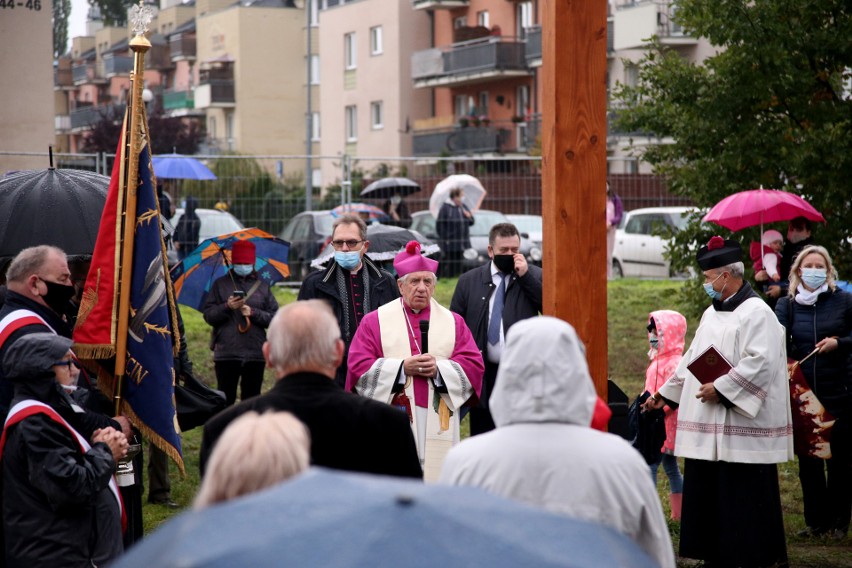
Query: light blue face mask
801,268,827,290
233,264,253,276
335,251,361,271
649,337,659,349
703,272,725,301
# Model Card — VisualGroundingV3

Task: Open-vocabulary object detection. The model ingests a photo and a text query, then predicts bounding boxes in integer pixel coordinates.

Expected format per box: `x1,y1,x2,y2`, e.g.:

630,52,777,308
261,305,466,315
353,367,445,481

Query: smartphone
232,290,246,298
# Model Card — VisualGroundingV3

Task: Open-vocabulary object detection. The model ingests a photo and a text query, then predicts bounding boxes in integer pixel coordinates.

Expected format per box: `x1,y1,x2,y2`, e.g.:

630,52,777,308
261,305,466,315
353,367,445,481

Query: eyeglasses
331,239,364,250
53,360,78,370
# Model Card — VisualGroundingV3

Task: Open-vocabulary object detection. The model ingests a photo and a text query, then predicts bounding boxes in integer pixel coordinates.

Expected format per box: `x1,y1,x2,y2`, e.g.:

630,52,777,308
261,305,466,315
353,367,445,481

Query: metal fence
0,151,691,240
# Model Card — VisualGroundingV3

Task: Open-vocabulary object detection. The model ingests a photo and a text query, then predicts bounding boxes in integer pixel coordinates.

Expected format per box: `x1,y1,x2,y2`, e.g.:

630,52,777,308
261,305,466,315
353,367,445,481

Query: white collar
795,283,828,306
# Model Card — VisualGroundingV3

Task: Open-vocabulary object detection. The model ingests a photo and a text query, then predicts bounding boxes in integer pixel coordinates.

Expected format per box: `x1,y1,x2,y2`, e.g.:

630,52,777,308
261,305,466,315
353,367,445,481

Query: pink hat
394,241,438,277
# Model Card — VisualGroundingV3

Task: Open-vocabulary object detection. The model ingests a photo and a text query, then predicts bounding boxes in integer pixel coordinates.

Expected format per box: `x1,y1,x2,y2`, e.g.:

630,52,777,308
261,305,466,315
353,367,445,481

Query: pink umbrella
702,188,825,232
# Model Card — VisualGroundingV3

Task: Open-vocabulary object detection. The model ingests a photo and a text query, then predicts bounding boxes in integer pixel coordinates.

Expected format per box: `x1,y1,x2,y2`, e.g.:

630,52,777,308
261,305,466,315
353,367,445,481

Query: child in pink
749,229,784,281
645,309,687,520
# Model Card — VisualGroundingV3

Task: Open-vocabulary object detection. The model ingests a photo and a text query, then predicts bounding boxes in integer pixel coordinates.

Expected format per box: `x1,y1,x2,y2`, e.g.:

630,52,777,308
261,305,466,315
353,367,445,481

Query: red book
687,345,733,385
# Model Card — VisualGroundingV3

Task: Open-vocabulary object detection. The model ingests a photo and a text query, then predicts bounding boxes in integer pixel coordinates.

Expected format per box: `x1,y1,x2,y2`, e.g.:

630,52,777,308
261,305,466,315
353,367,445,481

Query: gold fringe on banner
121,402,186,477
72,344,117,360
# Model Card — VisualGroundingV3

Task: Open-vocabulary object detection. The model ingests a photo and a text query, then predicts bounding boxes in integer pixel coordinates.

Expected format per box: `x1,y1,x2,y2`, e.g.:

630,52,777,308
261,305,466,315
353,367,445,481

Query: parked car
410,209,542,273
170,208,246,244
278,210,334,281
612,206,691,278
506,214,542,247
167,208,245,265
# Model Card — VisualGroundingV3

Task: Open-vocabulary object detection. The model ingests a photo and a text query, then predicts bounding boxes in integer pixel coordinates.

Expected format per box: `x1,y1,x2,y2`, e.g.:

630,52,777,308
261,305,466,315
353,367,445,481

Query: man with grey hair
0,245,76,419
643,236,793,567
199,300,421,479
298,215,399,387
346,242,483,481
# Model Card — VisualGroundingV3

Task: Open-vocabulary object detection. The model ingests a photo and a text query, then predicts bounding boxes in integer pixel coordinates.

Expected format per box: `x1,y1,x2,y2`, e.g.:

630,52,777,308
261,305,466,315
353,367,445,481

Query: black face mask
492,254,515,274
40,279,75,314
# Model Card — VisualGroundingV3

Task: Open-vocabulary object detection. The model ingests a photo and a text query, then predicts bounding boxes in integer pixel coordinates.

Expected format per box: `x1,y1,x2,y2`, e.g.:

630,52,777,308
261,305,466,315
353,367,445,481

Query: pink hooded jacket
645,310,687,454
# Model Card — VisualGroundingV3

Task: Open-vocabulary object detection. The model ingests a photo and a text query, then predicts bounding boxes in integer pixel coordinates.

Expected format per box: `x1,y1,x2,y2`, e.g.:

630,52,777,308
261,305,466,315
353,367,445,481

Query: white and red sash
0,399,126,532
0,310,55,349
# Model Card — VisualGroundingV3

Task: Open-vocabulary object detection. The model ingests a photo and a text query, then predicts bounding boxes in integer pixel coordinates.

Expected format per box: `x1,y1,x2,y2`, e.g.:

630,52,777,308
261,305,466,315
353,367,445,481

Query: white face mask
390,195,402,205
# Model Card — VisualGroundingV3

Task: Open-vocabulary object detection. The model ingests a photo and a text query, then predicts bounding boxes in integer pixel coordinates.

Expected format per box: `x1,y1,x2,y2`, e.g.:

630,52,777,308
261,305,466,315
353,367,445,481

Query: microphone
419,320,430,354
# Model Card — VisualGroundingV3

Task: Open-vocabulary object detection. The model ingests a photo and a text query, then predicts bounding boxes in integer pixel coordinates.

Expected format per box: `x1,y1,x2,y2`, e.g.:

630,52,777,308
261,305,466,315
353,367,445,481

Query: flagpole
114,3,153,415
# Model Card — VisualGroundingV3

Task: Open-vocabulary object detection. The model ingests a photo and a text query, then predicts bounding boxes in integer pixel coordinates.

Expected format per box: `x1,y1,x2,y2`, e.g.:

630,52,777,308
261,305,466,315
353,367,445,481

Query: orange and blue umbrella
170,228,290,311
330,202,389,222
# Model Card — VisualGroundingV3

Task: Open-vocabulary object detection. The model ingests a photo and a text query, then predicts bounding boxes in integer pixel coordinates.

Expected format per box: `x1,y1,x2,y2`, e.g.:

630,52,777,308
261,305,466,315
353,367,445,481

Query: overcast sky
69,0,89,43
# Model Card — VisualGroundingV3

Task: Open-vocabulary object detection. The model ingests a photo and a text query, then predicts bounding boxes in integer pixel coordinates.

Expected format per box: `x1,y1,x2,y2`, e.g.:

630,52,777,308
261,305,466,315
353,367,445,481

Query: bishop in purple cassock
347,241,483,480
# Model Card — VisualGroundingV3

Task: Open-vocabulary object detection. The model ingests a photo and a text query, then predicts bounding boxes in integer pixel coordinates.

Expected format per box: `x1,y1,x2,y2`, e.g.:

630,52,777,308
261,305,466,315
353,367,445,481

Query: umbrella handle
238,315,251,334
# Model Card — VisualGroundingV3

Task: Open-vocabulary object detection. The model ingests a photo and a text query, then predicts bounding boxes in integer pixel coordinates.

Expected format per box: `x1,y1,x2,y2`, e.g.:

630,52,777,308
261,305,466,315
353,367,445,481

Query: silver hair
193,411,310,509
788,245,837,297
714,261,744,278
267,300,341,374
398,272,437,286
5,245,66,283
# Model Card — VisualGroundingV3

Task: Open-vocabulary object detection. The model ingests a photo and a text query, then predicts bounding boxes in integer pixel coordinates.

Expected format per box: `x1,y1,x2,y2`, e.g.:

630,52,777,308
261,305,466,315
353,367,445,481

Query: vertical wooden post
541,0,608,397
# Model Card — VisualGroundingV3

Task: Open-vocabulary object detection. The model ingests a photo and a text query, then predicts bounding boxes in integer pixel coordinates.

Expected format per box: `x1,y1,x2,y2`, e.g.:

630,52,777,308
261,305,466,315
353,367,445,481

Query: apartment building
0,0,54,173
409,0,539,158
317,0,432,185
55,0,307,173
607,0,716,171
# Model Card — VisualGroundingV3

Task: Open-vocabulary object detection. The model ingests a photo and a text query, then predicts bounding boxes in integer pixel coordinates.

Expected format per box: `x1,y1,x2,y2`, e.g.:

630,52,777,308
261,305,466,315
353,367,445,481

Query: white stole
372,299,465,481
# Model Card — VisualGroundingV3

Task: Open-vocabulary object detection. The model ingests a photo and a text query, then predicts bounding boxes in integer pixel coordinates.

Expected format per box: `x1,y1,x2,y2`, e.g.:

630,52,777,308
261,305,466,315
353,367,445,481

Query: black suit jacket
199,372,422,479
450,262,543,354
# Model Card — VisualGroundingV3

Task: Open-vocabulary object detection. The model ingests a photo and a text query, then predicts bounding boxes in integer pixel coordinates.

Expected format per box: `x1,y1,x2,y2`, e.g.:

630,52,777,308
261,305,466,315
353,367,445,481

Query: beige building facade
0,1,54,173
317,0,432,186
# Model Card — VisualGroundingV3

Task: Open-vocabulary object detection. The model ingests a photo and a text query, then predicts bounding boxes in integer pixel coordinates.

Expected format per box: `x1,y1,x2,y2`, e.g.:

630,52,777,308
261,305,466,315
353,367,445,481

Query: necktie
488,276,505,345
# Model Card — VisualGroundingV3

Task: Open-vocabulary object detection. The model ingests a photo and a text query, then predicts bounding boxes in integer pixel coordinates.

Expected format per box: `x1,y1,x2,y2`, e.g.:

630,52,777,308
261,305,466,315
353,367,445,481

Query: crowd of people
0,183,849,566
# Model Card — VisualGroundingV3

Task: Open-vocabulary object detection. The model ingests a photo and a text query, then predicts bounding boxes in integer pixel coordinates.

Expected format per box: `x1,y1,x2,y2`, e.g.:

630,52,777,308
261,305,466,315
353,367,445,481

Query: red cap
231,240,256,264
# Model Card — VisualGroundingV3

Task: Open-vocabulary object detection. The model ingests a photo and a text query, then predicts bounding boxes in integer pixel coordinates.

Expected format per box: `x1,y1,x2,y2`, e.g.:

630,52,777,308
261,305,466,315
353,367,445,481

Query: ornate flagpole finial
130,1,154,38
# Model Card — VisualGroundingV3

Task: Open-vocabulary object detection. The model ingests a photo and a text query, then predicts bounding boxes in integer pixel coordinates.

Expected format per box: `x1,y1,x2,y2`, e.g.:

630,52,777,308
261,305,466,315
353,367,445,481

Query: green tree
89,0,133,26
53,0,71,57
613,0,852,296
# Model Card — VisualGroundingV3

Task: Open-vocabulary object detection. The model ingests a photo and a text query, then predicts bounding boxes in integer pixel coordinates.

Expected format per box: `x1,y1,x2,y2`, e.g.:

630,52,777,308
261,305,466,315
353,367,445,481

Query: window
478,92,489,117
454,95,469,118
476,10,489,28
310,55,320,85
370,26,383,55
345,105,357,141
370,101,383,130
517,84,530,117
517,2,533,37
344,32,357,70
311,112,320,141
625,63,639,88
453,16,466,29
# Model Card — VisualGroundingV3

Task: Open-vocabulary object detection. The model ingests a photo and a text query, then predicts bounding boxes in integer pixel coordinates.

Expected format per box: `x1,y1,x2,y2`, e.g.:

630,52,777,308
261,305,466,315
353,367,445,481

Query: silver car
612,206,691,278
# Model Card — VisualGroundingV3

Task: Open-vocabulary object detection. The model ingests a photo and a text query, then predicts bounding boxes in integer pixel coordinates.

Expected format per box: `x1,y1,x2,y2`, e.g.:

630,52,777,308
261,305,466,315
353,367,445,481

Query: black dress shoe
148,497,180,509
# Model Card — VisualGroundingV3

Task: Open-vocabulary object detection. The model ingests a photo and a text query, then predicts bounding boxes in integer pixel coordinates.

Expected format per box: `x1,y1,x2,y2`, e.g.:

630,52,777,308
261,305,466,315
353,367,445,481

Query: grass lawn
141,278,852,566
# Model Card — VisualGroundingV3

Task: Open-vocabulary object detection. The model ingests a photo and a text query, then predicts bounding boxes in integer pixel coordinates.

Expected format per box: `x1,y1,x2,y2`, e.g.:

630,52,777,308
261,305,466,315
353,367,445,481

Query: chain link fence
1,151,691,240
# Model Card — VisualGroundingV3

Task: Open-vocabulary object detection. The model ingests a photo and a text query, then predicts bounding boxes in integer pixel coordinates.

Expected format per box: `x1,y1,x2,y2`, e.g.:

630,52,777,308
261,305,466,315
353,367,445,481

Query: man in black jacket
450,223,542,435
200,300,422,479
436,188,475,277
297,215,399,387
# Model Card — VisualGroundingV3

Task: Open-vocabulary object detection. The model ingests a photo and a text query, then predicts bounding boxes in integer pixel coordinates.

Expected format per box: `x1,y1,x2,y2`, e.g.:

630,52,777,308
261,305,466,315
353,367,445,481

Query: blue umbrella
170,228,290,311
113,469,656,568
152,153,217,180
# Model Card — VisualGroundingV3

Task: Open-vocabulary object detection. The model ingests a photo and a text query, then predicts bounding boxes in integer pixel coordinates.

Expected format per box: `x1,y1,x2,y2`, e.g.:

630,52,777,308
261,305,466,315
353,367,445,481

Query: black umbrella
360,177,421,200
0,168,109,259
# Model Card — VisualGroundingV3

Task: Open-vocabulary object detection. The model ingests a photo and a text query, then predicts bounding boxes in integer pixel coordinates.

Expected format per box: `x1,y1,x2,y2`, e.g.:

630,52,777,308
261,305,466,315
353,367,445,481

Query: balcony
195,80,235,108
411,0,468,10
55,115,71,132
72,62,105,85
170,34,197,61
147,44,173,70
613,1,698,51
54,67,73,89
525,26,541,67
102,54,134,77
162,89,195,112
412,119,523,156
412,36,531,88
70,104,126,130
